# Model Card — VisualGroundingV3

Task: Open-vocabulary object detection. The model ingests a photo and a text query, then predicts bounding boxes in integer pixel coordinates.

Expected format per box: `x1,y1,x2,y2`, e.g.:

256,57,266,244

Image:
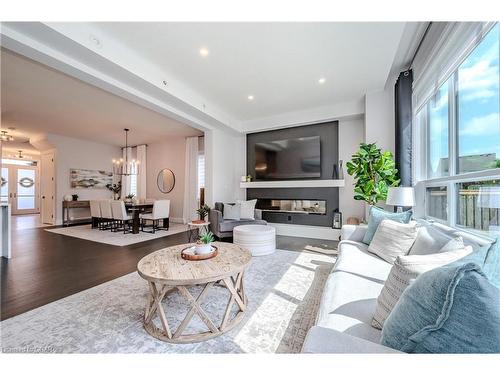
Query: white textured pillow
237,199,257,220
371,239,472,329
409,224,455,255
223,203,241,220
368,220,418,264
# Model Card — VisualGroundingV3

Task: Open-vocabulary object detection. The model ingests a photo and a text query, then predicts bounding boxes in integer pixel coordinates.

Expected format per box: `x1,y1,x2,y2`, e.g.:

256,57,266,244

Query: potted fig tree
346,143,400,206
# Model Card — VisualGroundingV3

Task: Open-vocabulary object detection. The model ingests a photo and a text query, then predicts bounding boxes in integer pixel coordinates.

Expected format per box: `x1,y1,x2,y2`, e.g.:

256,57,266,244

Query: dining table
124,203,168,234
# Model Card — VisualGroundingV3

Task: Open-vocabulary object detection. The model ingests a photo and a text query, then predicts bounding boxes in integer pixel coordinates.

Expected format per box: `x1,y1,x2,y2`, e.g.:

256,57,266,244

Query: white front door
6,165,40,215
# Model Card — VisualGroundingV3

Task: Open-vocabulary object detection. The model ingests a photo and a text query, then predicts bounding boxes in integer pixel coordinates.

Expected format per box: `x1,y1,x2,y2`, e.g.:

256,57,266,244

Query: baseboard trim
269,223,340,241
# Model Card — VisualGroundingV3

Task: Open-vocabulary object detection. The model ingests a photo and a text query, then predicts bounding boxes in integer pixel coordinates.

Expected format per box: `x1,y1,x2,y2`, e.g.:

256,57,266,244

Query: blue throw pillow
450,238,499,289
362,206,413,244
381,263,500,353
483,239,500,289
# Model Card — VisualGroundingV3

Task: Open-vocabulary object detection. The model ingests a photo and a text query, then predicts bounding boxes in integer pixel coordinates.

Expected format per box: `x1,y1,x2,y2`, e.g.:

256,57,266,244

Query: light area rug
0,249,336,354
45,223,189,246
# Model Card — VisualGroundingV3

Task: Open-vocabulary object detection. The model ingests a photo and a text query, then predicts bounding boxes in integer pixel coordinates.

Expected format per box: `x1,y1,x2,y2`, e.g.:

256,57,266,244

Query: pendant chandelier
112,128,139,176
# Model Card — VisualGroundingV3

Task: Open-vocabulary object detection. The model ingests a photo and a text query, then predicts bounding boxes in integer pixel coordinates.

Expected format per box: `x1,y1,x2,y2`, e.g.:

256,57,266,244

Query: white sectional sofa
302,222,492,353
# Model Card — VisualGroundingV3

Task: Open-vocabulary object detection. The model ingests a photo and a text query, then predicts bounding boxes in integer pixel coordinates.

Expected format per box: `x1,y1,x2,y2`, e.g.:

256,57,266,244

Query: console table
62,200,91,226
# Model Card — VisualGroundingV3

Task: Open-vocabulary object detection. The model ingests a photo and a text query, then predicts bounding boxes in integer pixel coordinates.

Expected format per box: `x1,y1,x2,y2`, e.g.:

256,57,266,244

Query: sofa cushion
219,219,267,233
362,206,412,244
368,220,418,264
409,224,456,255
302,326,401,353
316,240,392,343
371,243,473,329
381,263,500,353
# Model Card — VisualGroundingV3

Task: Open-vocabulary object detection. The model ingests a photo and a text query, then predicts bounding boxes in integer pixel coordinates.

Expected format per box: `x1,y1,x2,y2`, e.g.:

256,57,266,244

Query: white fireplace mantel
239,179,345,189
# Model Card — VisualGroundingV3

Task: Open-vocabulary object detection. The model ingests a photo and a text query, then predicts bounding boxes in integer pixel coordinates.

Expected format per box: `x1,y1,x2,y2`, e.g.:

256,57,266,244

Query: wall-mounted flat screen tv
255,136,321,180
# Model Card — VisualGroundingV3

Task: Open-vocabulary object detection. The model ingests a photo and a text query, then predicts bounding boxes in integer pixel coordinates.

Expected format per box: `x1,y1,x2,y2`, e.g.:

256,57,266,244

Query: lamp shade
386,187,415,207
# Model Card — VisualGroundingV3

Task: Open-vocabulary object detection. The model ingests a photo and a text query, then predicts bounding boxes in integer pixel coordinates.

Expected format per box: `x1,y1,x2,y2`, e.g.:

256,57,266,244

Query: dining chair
89,200,102,229
99,200,114,230
140,199,170,233
111,200,132,234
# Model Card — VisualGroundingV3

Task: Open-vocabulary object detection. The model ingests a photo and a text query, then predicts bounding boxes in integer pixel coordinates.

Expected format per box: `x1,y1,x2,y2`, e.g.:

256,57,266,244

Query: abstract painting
70,169,113,189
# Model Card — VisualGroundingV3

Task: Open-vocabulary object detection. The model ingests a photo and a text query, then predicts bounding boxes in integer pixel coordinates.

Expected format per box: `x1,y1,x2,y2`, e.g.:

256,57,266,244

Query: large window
457,25,500,174
197,153,205,199
428,80,450,178
418,23,500,236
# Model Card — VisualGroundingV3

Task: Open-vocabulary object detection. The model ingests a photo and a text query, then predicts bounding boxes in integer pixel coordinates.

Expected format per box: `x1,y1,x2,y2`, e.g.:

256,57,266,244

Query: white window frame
414,22,500,239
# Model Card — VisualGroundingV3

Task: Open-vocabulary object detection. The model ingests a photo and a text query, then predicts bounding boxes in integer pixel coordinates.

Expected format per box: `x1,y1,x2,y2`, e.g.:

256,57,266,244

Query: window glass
428,80,450,178
426,186,448,221
457,179,500,236
197,154,205,199
130,174,138,197
457,24,500,173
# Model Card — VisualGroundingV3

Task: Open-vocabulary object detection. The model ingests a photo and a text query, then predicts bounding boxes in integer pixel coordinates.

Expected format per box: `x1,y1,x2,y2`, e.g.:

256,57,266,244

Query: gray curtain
395,70,413,187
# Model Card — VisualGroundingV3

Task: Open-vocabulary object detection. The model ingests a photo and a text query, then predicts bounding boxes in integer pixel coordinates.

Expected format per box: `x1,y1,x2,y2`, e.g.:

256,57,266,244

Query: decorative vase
332,164,338,179
64,194,72,202
72,194,78,201
338,160,344,180
124,198,132,204
195,242,212,255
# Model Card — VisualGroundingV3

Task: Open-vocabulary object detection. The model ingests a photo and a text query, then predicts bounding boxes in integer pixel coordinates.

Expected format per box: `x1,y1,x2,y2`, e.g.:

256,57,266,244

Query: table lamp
386,187,415,213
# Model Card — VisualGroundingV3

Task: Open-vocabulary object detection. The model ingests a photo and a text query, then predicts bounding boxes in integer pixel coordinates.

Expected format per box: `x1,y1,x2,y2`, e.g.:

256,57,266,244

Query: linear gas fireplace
256,199,326,215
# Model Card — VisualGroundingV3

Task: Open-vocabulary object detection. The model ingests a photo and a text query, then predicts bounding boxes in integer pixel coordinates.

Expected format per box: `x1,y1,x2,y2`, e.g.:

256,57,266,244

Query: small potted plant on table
194,204,211,223
195,231,214,255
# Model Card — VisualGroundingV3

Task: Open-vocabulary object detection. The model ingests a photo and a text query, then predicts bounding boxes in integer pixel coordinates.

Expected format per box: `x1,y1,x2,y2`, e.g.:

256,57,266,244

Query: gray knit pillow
371,239,472,329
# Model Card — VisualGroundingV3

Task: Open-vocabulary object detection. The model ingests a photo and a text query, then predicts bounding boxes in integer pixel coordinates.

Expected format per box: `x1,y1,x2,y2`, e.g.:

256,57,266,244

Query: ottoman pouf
233,224,276,256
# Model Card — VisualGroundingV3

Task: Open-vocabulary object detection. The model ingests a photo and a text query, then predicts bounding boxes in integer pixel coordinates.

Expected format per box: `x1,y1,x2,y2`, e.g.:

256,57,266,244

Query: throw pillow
371,240,472,329
451,238,500,289
409,224,455,255
381,263,500,353
223,203,241,220
362,206,413,245
483,239,500,289
237,199,257,220
367,220,418,264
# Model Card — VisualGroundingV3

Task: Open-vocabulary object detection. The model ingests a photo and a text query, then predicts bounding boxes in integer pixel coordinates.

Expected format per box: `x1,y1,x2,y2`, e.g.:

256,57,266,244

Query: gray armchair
209,202,267,239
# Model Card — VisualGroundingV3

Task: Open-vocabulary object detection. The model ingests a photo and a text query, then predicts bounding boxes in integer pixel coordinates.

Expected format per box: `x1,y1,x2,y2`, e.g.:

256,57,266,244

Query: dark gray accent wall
246,121,339,227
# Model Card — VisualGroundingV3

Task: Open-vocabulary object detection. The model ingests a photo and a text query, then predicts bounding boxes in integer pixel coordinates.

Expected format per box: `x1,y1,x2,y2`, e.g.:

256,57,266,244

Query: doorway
1,160,40,215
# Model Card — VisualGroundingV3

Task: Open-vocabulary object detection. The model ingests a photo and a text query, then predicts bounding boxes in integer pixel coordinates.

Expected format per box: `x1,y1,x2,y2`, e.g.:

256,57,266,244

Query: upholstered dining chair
140,199,170,233
89,200,102,229
99,200,114,230
111,200,133,234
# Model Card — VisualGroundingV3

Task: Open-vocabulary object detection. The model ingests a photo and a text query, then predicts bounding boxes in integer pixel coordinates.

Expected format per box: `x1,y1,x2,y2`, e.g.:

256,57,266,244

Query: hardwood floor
1,225,192,320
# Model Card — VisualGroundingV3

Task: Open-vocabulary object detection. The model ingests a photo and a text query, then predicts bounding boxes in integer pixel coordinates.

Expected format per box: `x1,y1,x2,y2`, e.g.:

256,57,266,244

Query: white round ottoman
233,225,276,256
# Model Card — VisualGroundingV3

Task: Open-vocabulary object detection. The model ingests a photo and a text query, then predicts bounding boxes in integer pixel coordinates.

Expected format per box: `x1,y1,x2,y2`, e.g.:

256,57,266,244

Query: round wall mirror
157,168,175,193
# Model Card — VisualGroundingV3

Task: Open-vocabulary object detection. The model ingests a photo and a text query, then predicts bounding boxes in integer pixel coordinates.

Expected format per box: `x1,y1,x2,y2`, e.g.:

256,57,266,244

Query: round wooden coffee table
137,242,252,343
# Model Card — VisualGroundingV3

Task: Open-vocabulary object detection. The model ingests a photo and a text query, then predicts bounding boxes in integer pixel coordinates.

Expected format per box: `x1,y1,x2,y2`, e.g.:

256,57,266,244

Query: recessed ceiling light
318,78,326,84
199,47,210,57
247,95,254,101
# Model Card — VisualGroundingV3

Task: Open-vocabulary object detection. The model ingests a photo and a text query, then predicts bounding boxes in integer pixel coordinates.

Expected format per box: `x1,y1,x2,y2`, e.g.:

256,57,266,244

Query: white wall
205,128,246,206
146,137,186,222
47,134,121,224
339,117,366,221
365,86,395,154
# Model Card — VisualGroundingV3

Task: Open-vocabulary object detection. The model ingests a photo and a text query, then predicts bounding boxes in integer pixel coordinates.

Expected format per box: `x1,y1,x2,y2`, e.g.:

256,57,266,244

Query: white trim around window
413,22,500,239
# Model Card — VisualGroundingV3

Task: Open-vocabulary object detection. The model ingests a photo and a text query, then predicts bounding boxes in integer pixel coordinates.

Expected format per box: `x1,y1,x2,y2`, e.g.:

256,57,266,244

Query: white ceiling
93,22,407,122
1,48,203,147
